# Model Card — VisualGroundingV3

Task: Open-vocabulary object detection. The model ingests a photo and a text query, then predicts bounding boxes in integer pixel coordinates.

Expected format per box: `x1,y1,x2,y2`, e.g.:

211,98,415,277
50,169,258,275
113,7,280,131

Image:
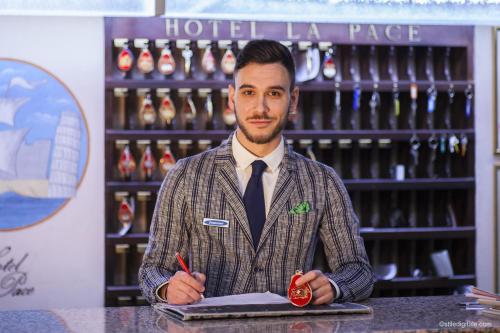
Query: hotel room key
427,135,438,178
443,48,454,129
349,45,361,130
182,44,193,77
330,46,342,130
407,47,417,130
368,46,380,130
388,46,399,130
408,135,420,179
425,47,436,129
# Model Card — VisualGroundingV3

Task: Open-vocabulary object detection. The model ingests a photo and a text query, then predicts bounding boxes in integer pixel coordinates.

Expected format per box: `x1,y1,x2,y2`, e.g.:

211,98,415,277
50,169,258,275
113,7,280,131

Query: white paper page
160,292,290,309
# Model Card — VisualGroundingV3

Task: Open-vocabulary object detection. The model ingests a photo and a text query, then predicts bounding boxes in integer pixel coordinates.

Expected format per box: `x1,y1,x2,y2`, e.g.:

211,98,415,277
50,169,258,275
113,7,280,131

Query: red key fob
288,270,312,307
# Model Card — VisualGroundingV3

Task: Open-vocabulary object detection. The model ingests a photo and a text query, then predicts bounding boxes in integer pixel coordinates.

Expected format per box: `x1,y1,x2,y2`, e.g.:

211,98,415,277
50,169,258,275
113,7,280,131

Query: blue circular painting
0,59,89,230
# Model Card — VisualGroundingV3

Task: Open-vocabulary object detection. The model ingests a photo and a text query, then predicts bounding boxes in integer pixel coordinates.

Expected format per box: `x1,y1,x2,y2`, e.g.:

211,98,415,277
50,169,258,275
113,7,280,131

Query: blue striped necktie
243,160,268,248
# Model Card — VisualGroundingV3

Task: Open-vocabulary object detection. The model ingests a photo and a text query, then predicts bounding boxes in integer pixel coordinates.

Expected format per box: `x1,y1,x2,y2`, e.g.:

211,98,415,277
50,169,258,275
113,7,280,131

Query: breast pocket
277,209,320,247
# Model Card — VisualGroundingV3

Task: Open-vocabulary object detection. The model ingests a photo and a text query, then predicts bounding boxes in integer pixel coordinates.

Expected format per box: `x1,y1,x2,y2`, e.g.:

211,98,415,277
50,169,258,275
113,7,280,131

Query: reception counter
1,295,499,332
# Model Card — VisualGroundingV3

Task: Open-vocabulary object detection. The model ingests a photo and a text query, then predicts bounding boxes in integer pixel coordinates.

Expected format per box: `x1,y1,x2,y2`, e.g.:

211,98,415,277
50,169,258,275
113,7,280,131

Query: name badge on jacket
203,218,229,228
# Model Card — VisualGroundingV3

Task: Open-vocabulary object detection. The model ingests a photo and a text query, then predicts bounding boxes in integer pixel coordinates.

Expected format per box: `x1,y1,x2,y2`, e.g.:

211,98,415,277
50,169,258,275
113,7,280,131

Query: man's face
229,62,299,145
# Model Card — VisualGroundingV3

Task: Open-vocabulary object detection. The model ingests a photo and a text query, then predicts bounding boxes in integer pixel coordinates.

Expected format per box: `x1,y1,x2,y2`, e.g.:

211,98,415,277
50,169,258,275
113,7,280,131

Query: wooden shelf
107,233,149,244
343,178,475,190
106,178,475,192
106,181,161,192
375,275,476,290
106,285,141,296
106,78,473,92
107,227,475,244
360,226,475,240
105,129,475,142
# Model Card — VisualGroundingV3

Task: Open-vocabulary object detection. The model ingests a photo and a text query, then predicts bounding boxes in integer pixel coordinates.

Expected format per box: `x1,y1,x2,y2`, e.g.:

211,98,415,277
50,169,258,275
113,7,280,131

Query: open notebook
153,292,372,321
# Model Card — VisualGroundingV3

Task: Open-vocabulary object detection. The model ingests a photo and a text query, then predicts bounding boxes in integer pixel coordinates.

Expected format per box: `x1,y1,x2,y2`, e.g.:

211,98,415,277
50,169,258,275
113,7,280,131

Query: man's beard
235,107,288,145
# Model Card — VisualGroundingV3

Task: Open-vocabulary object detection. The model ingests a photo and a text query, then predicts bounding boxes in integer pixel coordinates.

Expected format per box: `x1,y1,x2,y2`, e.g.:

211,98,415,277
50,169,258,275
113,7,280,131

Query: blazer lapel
215,134,255,249
257,144,297,252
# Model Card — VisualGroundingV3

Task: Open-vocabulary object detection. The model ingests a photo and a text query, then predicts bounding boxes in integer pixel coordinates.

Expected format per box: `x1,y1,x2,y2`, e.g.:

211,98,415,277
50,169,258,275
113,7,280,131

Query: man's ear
289,86,300,114
228,84,236,111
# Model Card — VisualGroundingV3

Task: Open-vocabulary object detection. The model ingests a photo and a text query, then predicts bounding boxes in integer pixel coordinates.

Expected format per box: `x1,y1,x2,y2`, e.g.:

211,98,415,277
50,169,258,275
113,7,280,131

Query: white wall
474,26,497,293
0,16,104,309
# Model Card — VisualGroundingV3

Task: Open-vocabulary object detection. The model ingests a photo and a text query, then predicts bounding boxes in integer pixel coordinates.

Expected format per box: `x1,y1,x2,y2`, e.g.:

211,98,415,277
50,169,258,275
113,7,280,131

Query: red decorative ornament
137,46,154,74
159,95,176,126
118,145,136,180
322,49,336,79
159,144,176,177
140,145,156,181
221,47,236,75
117,45,134,72
288,270,312,307
117,198,134,225
140,94,157,126
158,45,176,76
201,45,216,74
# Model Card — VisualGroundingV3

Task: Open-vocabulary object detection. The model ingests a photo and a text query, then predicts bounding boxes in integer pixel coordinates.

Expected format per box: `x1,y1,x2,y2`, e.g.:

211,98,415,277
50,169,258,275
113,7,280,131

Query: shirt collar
232,132,284,173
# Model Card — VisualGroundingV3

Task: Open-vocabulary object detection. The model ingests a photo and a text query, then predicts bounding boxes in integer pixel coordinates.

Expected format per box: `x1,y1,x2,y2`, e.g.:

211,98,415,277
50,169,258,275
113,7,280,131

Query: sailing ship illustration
0,76,82,199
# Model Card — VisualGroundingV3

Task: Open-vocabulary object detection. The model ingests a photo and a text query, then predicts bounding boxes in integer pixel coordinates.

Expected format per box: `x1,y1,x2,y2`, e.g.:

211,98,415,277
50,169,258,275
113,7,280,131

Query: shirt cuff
155,280,170,303
327,278,341,301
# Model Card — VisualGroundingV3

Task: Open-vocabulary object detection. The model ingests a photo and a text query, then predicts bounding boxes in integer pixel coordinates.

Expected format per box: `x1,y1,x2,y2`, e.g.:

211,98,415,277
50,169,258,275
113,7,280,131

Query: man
139,40,374,305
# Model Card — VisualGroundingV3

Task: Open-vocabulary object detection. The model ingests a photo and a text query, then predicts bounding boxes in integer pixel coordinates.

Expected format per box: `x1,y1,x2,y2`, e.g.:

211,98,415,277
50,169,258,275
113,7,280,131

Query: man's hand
162,271,206,305
295,270,335,305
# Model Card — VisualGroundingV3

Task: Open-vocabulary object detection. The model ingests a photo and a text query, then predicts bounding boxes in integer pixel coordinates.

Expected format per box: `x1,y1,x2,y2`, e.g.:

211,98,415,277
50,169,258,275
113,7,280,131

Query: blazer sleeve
319,171,376,302
138,158,191,304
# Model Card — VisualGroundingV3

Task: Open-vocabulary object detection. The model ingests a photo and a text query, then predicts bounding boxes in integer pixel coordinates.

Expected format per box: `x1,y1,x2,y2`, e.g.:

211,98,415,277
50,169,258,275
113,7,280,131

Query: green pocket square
289,201,311,215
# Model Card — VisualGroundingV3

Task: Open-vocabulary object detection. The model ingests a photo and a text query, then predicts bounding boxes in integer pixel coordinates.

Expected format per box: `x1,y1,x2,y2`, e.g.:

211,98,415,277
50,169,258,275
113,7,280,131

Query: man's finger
312,284,332,299
308,275,329,290
295,270,321,286
176,271,205,293
192,272,206,285
171,291,197,305
176,280,203,301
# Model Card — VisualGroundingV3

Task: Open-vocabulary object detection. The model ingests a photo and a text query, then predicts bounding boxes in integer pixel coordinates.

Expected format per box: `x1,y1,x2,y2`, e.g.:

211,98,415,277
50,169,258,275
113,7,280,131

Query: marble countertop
1,295,500,333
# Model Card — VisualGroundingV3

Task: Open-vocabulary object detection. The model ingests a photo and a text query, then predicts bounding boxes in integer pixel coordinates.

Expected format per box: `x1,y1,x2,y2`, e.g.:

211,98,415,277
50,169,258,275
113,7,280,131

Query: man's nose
254,94,269,114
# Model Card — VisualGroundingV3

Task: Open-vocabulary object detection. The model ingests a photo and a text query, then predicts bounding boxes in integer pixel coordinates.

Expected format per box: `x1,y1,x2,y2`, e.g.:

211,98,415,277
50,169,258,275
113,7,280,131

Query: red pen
175,252,192,275
175,252,205,298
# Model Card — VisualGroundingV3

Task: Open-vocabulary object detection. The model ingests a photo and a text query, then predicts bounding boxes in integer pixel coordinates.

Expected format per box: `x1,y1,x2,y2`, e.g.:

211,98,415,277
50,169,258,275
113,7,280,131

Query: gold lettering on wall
208,20,222,38
384,25,402,42
367,24,379,41
250,21,264,39
287,22,300,39
409,25,421,42
184,19,203,37
349,24,361,41
162,19,429,44
230,21,243,38
165,18,179,37
307,23,320,40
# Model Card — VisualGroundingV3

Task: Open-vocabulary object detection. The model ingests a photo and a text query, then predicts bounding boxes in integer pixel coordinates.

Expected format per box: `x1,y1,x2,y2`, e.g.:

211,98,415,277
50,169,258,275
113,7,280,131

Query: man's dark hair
235,39,296,90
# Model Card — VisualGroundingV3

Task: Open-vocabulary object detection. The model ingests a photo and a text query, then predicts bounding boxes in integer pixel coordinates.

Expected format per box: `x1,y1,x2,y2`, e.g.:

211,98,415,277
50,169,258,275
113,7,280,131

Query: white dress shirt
232,133,284,216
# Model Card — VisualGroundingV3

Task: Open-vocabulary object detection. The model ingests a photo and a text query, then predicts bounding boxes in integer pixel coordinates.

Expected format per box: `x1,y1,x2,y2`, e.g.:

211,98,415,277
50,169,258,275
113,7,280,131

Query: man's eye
269,90,282,97
241,90,254,96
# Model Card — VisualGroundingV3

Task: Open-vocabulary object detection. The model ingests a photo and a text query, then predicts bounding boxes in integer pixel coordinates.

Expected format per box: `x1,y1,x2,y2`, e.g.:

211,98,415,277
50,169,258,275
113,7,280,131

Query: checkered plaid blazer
139,133,374,303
